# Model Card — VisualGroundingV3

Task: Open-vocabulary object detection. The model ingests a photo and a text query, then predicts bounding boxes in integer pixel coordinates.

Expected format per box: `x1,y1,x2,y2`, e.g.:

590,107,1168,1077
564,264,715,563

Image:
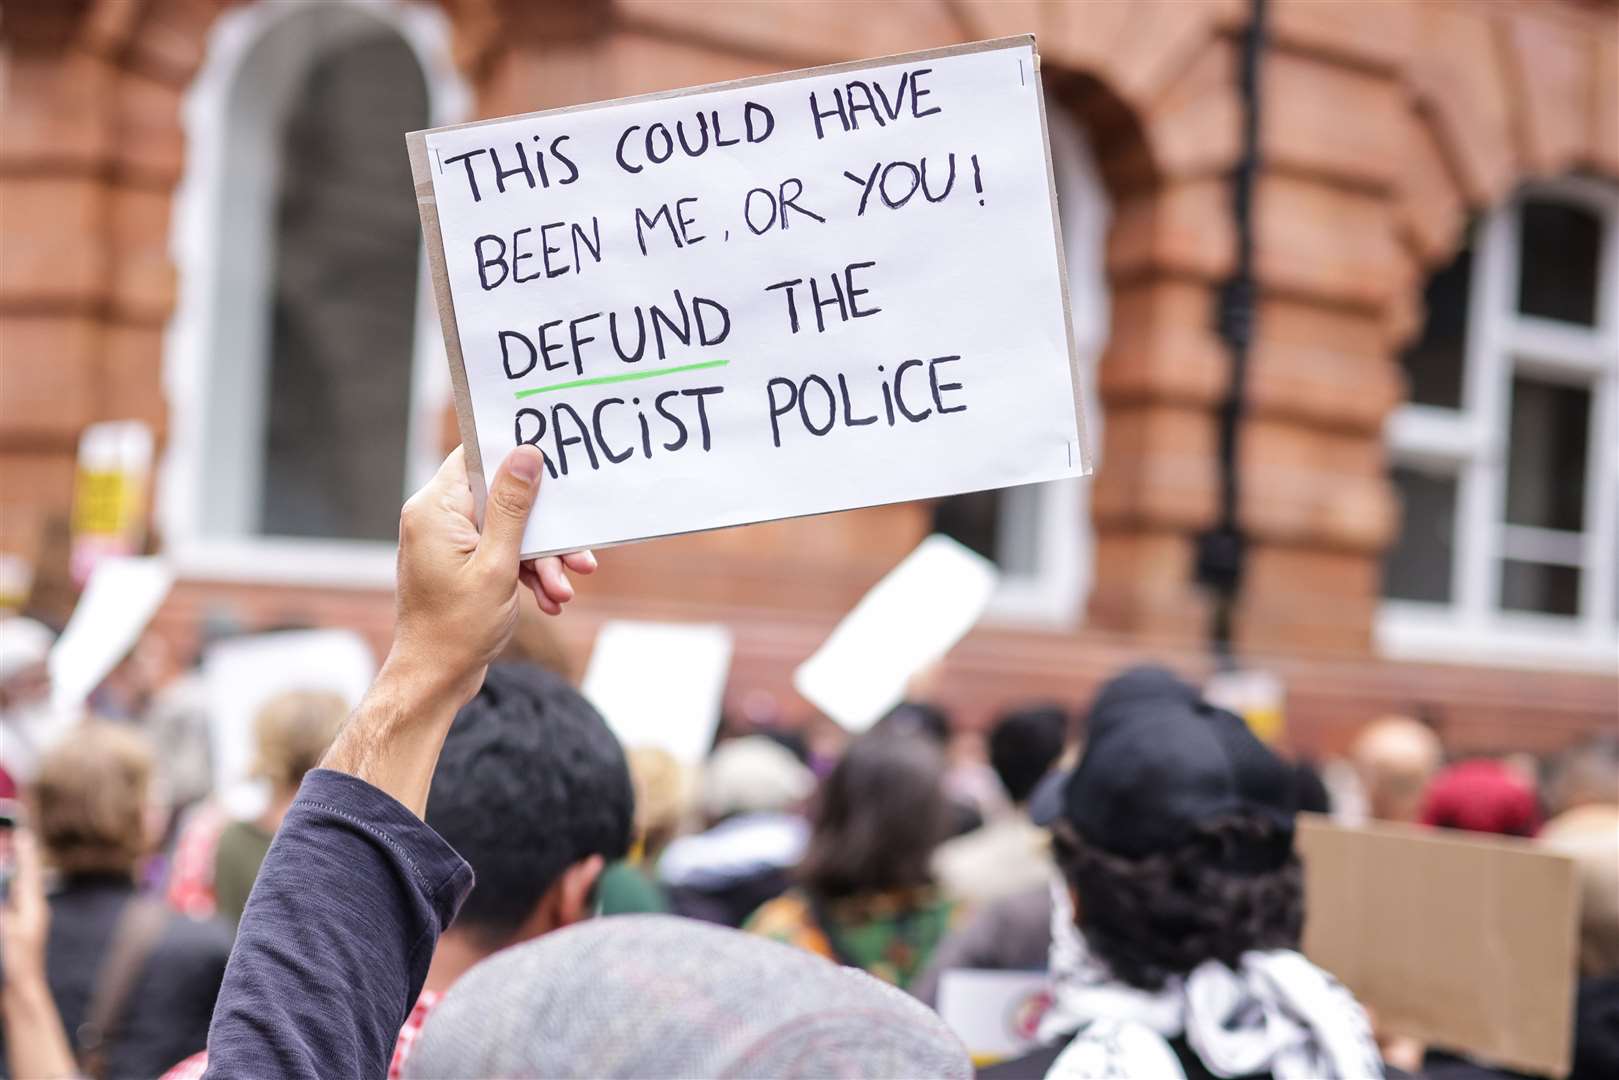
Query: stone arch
1388,0,1619,343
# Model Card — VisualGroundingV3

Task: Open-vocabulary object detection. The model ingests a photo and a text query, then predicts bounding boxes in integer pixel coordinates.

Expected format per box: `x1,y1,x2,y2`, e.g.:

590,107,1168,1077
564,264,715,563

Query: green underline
513,359,731,399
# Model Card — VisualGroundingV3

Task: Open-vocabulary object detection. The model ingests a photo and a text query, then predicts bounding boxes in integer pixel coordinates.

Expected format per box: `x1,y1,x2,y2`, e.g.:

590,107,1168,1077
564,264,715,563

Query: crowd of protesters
0,443,1614,1079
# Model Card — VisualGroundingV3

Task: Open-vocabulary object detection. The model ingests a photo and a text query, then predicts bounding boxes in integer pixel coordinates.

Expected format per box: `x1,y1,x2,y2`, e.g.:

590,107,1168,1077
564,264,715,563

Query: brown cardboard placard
406,35,1089,556
1297,814,1580,1077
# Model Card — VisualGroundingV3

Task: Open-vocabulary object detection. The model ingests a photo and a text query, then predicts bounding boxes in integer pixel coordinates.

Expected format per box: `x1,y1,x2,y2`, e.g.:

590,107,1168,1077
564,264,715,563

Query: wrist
373,648,482,721
1,963,52,1006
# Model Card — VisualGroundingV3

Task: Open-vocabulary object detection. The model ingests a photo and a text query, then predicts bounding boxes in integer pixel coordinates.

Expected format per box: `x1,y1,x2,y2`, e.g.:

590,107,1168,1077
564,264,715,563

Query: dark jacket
0,873,232,1079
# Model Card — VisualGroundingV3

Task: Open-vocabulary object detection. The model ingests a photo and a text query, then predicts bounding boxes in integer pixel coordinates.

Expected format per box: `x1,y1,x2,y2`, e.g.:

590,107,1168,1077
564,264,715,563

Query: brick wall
3,0,1615,748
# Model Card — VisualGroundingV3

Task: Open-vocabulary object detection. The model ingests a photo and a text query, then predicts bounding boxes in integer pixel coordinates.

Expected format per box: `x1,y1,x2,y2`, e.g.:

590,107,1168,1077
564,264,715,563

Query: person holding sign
199,445,969,1078
201,445,593,1078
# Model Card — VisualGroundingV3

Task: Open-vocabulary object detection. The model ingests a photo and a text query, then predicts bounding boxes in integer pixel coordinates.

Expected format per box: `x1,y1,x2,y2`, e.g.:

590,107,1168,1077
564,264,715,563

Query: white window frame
158,0,469,588
979,102,1108,627
1379,177,1619,671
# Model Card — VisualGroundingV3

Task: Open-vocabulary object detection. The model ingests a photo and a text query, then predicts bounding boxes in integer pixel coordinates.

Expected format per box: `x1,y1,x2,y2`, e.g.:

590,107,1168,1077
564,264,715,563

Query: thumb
478,445,544,569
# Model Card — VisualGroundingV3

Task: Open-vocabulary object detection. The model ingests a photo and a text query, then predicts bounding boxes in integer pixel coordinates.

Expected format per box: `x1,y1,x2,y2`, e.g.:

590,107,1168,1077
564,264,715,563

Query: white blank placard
581,620,733,766
795,534,998,731
48,556,174,716
203,629,376,797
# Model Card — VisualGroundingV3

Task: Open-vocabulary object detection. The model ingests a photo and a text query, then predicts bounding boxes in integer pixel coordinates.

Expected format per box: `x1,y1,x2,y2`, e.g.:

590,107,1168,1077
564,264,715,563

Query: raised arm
204,445,594,1079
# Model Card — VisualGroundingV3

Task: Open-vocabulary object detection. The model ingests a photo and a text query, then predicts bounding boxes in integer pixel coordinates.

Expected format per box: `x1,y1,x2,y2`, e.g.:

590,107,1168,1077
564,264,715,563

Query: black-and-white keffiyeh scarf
1038,878,1384,1080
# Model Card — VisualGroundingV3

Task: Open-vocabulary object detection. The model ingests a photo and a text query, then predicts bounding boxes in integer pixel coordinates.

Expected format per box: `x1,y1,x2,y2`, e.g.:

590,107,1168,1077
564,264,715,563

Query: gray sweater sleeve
204,769,473,1079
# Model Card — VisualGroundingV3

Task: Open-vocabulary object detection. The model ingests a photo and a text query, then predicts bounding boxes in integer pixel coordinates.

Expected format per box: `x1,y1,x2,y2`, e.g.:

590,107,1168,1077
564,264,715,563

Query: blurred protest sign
937,969,1051,1065
796,534,997,731
409,36,1088,556
1204,668,1284,745
1297,814,1579,1077
48,556,173,717
69,421,153,585
582,620,732,767
0,554,30,612
203,630,375,811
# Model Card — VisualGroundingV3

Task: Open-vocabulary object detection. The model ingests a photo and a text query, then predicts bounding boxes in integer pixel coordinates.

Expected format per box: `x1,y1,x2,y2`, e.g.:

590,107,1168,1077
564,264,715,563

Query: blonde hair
1541,807,1619,978
626,747,693,862
252,690,348,792
34,722,154,875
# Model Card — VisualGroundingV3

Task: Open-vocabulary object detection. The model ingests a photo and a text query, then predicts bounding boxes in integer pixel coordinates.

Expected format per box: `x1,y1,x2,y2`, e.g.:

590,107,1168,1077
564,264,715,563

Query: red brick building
2,0,1615,753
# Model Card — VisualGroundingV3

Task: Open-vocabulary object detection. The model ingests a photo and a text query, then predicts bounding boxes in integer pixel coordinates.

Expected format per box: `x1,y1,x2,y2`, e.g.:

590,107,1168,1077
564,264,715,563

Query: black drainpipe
1195,0,1267,668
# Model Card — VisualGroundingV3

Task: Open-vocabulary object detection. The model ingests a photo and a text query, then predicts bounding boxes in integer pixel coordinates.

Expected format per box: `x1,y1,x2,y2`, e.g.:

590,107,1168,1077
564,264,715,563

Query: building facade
2,0,1615,752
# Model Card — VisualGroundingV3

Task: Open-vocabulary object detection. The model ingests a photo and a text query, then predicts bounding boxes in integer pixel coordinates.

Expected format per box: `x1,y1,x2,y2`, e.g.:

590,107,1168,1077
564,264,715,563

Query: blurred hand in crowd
0,826,79,1079
392,445,595,701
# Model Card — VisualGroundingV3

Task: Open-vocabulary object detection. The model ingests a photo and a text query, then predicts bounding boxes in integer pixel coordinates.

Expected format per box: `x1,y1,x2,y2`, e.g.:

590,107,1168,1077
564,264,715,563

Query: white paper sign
581,620,733,767
937,969,1053,1061
795,534,997,731
202,629,376,798
416,37,1086,556
48,556,174,716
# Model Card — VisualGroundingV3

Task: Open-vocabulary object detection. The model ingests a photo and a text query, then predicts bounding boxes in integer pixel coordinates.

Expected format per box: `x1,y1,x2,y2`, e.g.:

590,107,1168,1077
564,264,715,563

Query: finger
534,555,575,606
519,562,562,616
477,445,544,570
10,828,43,915
403,447,473,532
560,549,598,575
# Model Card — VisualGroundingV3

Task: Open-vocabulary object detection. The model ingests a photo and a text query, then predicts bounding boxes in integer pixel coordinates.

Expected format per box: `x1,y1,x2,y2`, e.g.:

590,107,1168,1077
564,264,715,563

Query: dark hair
426,663,633,945
798,732,949,899
989,704,1068,804
873,701,952,746
1054,814,1304,991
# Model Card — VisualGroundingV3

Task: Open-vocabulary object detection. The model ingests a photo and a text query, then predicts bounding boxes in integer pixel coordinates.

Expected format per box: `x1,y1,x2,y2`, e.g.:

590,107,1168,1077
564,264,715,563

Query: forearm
320,652,478,818
3,972,78,1079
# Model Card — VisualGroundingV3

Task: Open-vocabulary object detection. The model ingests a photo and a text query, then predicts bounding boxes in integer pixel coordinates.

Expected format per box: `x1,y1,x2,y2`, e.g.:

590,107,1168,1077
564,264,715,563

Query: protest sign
581,619,733,767
937,969,1052,1065
410,36,1087,556
48,555,173,717
203,629,375,811
795,534,998,731
1297,814,1579,1077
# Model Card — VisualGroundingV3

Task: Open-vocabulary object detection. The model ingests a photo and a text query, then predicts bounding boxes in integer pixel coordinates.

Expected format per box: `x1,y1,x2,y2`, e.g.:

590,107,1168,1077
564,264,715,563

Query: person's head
1028,664,1200,826
988,704,1067,805
1051,696,1304,991
1420,758,1541,837
403,915,971,1079
251,690,347,797
1351,715,1444,823
799,731,949,900
873,700,952,746
625,746,692,863
1546,736,1619,817
33,721,156,876
1542,806,1619,978
425,663,633,950
699,735,814,825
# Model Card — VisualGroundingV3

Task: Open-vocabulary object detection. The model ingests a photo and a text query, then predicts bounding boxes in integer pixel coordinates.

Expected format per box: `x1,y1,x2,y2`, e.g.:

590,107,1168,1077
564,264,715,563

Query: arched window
160,1,468,582
1380,179,1618,668
932,101,1108,625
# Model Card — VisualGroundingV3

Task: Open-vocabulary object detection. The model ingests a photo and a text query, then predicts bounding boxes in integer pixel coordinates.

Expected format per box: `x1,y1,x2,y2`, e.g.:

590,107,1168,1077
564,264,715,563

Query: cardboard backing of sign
1297,814,1579,1077
407,35,1087,557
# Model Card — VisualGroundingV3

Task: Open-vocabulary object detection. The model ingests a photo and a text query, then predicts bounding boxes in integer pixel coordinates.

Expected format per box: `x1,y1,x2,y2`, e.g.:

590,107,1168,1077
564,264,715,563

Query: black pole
1195,0,1266,669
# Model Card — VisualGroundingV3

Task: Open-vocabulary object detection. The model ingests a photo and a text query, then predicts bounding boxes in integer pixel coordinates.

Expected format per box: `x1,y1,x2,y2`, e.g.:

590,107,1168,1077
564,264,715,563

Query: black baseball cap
1030,667,1297,863
1028,664,1199,826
